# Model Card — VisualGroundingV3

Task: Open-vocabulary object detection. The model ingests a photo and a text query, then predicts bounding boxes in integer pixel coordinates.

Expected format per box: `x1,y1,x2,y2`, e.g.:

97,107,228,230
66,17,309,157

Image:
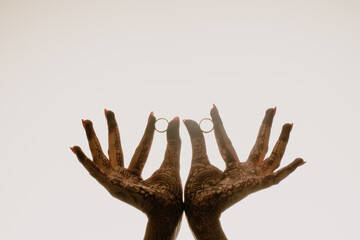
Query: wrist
144,211,183,240
185,210,227,240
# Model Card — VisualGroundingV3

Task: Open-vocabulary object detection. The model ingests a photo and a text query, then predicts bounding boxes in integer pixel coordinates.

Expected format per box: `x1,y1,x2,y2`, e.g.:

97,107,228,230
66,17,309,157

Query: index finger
127,112,156,176
183,119,210,166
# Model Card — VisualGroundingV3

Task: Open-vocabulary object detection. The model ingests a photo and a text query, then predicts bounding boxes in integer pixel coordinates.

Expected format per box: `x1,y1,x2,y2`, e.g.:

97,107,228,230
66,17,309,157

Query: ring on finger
199,118,214,133
155,118,169,133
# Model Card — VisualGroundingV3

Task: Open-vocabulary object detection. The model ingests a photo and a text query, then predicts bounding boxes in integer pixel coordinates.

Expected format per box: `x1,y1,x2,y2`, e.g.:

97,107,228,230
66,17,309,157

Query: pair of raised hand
71,106,305,240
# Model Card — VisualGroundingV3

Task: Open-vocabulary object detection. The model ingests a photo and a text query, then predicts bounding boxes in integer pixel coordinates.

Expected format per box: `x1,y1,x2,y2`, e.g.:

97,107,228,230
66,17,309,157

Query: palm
96,165,182,214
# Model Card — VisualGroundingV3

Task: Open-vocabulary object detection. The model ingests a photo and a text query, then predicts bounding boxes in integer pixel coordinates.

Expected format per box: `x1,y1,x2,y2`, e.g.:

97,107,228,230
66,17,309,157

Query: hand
183,106,305,240
71,111,183,240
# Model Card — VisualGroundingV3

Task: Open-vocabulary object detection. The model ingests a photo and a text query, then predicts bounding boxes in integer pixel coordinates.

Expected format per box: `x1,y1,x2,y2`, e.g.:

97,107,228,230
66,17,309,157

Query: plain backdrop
1,0,359,239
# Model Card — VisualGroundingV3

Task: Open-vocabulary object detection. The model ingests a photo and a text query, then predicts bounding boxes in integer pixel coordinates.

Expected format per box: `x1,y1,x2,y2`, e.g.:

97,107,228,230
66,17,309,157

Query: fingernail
173,116,179,121
70,147,76,154
104,109,108,117
212,104,219,113
274,106,277,116
183,119,187,123
291,123,294,129
148,112,154,122
299,161,306,166
82,119,85,128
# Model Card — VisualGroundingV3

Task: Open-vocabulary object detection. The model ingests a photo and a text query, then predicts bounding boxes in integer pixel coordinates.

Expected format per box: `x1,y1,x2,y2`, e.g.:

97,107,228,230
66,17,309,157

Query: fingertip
299,161,306,166
263,108,276,125
283,123,293,131
210,104,219,116
169,116,180,128
279,123,292,140
183,119,202,132
146,114,156,132
105,110,115,118
184,119,197,126
73,146,88,161
169,116,180,126
72,145,81,152
182,119,190,128
148,111,155,123
183,119,204,137
167,118,180,141
70,147,76,154
83,119,93,127
265,108,273,115
105,109,116,120
82,120,95,139
296,158,306,166
71,145,81,157
291,157,304,166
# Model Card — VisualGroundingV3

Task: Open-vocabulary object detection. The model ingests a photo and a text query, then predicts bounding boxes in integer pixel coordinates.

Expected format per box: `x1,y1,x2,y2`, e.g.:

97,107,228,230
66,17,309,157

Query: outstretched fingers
160,117,181,171
210,105,240,167
105,109,124,168
260,123,293,174
261,158,305,189
128,112,156,175
247,108,276,166
183,119,210,166
82,119,110,170
71,146,109,185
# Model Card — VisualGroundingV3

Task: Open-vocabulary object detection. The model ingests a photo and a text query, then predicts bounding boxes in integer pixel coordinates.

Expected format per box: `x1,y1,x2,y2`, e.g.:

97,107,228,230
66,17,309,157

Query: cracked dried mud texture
184,106,305,240
72,111,183,240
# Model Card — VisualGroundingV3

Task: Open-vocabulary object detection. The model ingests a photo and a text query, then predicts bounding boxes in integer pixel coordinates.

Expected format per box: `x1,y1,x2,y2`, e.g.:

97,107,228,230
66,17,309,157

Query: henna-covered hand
71,111,183,240
183,106,305,240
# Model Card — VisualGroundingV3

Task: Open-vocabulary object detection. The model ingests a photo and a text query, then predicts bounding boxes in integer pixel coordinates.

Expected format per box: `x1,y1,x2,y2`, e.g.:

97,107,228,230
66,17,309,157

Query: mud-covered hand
183,106,305,240
71,111,183,240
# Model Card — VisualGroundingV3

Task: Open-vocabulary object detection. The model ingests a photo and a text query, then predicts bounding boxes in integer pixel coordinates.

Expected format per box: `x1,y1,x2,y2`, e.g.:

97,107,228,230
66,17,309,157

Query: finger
160,117,181,171
261,158,305,189
210,104,240,167
70,146,109,185
105,109,124,168
82,119,110,170
259,123,292,174
246,108,276,166
128,112,156,175
183,119,210,165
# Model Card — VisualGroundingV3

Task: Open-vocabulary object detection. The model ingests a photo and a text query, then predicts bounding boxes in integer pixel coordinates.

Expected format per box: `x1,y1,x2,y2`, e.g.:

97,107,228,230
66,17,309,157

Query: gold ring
199,118,214,133
155,118,169,133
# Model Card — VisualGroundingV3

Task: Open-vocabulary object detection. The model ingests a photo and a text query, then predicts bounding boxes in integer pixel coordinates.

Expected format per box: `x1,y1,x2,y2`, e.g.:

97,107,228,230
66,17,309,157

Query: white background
1,0,359,239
